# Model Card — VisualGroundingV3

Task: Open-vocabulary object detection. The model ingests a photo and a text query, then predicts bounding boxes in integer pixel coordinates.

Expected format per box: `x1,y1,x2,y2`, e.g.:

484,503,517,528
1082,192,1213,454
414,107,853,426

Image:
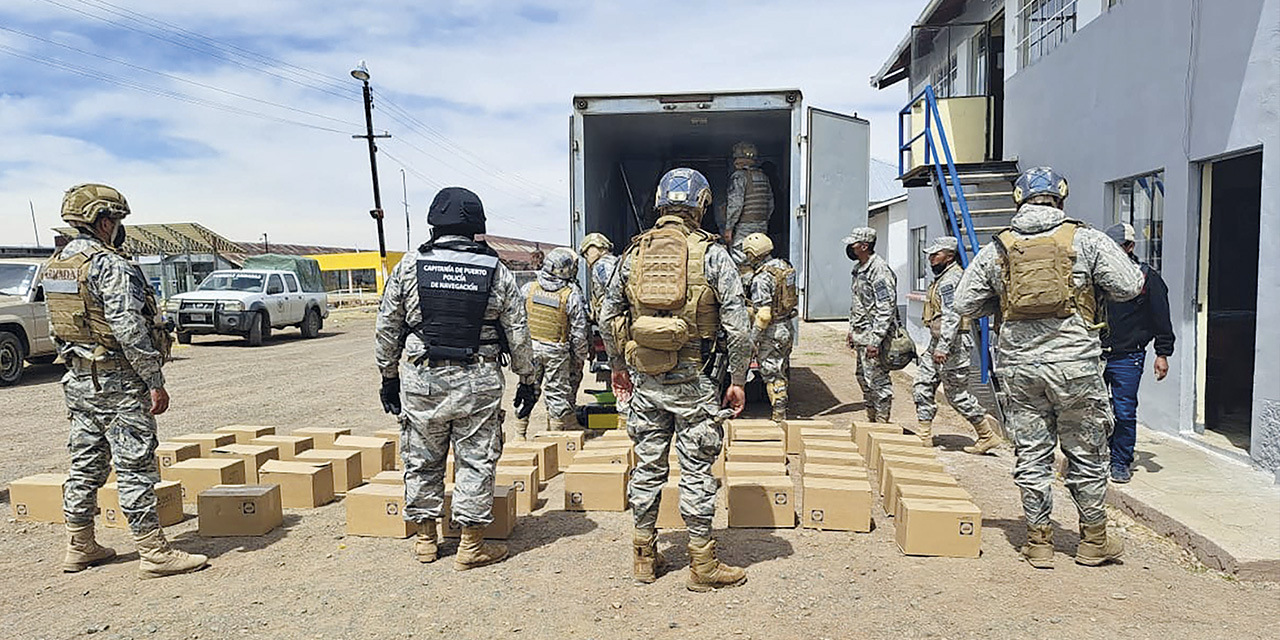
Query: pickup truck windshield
197,273,265,293
0,264,37,297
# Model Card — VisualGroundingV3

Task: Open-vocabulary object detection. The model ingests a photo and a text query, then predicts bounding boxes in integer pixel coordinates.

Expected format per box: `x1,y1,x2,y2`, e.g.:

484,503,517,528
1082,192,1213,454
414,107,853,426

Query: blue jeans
1104,351,1145,468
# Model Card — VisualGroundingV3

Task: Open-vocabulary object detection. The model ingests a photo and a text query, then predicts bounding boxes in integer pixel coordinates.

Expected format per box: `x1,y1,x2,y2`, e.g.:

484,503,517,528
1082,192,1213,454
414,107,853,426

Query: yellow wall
306,251,404,293
910,96,990,171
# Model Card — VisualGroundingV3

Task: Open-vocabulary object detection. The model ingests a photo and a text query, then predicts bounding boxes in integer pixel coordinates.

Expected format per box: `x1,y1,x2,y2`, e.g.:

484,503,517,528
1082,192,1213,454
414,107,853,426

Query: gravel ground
1,308,1276,640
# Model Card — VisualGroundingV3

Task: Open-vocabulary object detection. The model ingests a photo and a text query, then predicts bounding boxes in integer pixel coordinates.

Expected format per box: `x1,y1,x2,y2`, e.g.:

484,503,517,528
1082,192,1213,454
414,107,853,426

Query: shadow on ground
171,513,302,559
507,509,599,557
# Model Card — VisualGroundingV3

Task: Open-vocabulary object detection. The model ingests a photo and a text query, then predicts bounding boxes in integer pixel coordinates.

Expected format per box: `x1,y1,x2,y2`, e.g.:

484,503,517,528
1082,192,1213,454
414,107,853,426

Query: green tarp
242,254,325,292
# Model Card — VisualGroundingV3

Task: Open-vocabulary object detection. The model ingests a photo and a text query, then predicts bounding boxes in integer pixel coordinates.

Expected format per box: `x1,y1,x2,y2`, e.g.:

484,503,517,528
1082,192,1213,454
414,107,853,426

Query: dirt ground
1,308,1276,640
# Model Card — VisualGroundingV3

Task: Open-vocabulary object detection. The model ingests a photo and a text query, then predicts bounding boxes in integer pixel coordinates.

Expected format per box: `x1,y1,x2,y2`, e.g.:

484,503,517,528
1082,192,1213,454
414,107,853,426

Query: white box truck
569,89,870,321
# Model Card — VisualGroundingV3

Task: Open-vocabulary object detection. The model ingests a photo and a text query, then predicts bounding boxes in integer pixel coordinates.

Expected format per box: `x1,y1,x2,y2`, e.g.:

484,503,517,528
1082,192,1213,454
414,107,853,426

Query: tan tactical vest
620,215,719,374
922,263,971,335
739,168,772,224
995,222,1098,324
43,243,171,359
526,283,571,343
762,261,798,319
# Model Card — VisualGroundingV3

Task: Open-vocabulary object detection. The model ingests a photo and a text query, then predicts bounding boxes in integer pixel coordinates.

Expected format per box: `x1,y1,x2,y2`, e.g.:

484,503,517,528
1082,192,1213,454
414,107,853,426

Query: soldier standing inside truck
46,183,207,579
516,247,590,437
742,232,798,422
375,186,537,570
724,141,774,280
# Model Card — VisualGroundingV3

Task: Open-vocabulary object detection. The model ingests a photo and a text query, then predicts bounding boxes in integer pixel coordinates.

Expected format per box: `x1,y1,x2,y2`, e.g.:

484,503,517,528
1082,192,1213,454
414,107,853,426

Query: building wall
870,198,912,331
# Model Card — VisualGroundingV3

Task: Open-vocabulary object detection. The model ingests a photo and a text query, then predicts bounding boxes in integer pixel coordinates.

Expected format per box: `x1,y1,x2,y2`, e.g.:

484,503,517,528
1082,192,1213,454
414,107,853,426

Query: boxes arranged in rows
345,483,413,538
505,442,559,481
101,480,183,529
291,427,351,449
895,498,982,558
496,465,539,515
215,425,276,444
332,435,395,479
852,422,902,454
155,441,200,472
170,432,235,457
657,482,683,529
166,459,246,504
211,444,280,483
533,431,584,469
198,484,283,537
802,477,872,533
295,449,363,494
563,464,628,512
258,460,335,508
727,476,794,528
442,485,516,539
251,435,314,461
9,473,68,523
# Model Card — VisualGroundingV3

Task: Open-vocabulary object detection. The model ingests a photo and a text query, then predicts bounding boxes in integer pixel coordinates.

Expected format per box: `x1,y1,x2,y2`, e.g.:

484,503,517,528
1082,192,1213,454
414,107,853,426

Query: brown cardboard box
884,469,960,514
215,425,276,444
250,435,314,461
373,428,401,461
166,458,247,504
569,447,633,470
731,425,785,444
156,441,201,475
442,485,517,539
725,418,777,443
258,460,335,508
101,480,183,529
783,419,838,454
727,476,795,528
295,449,363,494
170,433,235,457
803,439,860,455
446,453,455,483
9,473,68,523
332,435,395,479
896,498,982,558
878,455,947,496
198,484,283,537
802,477,872,532
656,482,684,529
345,483,413,538
370,470,404,486
592,430,632,445
725,442,786,464
506,442,560,481
290,427,352,449
725,461,787,477
496,465,539,515
564,464,628,511
497,449,541,476
799,428,854,448
893,485,974,519
800,449,864,471
866,432,924,470
801,463,869,481
876,443,937,470
532,431,585,469
853,422,903,454
210,444,279,483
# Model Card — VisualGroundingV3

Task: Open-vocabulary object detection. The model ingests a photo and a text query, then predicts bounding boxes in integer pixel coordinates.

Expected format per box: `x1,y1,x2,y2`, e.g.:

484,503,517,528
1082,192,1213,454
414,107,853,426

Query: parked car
0,257,57,385
168,269,329,346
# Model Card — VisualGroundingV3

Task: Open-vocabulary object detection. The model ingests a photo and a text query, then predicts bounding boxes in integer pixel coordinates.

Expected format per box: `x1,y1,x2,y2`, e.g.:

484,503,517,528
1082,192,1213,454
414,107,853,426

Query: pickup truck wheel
246,312,268,347
0,331,26,386
300,308,321,338
176,331,192,345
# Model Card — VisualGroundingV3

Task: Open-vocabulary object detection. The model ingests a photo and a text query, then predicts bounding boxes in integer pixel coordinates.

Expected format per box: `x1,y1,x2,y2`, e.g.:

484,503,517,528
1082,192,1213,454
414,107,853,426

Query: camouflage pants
627,372,723,538
756,321,793,420
62,368,160,535
399,361,504,527
913,334,986,424
998,360,1114,527
855,346,894,421
531,341,578,422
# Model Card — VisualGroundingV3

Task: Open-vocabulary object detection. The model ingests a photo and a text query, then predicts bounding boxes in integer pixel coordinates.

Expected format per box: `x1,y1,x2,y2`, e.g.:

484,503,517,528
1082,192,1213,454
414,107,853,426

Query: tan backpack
762,261,798,319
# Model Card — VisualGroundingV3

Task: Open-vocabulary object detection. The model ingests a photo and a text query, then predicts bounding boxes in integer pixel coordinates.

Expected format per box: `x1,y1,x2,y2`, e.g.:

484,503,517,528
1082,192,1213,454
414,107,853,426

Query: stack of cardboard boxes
564,430,630,512
724,420,793,529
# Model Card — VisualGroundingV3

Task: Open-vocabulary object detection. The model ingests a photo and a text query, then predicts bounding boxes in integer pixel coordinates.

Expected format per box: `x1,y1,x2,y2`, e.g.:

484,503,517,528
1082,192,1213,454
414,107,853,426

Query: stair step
957,190,1015,199
942,172,1020,183
961,207,1018,216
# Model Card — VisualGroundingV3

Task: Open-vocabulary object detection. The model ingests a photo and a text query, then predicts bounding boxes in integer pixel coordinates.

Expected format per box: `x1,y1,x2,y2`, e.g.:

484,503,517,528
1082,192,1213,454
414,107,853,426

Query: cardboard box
866,432,924,470
802,439,860,455
893,485,974,519
725,418,778,443
496,466,539,515
564,464,628,511
569,447,633,470
442,485,517,539
258,460,335,508
446,453,455,483
853,421,903,454
290,427,352,449
802,463,870,481
593,429,632,444
170,433,235,457
210,444,279,483
332,435,395,479
101,480,183,529
198,484,283,537
344,483,413,538
155,441,201,475
802,477,872,532
505,442,560,481
725,461,787,477
373,428,401,461
8,473,68,523
657,482,684,529
879,455,947,496
876,443,937,469
250,435,314,461
370,470,404,486
295,449,363,494
497,448,541,475
896,498,982,558
800,449,864,471
731,425,785,444
215,425,276,444
727,476,795,528
532,431,585,469
166,458,246,504
884,469,960,514
783,419,839,454
725,442,786,465
799,427,854,447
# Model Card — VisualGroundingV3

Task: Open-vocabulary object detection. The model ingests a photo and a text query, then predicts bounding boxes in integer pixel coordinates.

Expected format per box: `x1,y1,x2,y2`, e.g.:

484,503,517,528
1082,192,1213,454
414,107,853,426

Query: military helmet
427,186,486,235
578,232,614,258
743,232,774,263
1013,167,1069,206
542,247,579,281
654,168,712,220
732,141,758,161
60,183,130,226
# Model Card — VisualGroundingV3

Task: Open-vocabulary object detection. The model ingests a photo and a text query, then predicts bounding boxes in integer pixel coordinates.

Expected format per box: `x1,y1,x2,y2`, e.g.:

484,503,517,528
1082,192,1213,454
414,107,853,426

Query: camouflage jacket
726,167,774,233
930,260,967,356
520,271,590,362
847,253,898,347
587,252,619,323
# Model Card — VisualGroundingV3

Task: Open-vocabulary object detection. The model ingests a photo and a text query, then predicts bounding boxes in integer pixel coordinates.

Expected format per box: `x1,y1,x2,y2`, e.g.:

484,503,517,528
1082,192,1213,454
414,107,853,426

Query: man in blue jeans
1102,223,1175,483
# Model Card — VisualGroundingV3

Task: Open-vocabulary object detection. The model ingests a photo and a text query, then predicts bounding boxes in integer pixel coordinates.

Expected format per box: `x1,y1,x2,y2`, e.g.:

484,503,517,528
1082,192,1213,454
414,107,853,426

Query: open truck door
803,108,870,321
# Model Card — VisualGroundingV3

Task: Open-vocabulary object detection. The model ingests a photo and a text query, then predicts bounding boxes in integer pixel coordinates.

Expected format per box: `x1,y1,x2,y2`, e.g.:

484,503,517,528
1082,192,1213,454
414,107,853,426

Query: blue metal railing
897,85,994,383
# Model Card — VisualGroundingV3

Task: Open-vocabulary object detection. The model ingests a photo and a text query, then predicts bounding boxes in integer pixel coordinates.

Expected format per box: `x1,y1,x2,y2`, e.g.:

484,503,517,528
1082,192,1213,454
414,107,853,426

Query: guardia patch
941,283,955,307
874,281,892,303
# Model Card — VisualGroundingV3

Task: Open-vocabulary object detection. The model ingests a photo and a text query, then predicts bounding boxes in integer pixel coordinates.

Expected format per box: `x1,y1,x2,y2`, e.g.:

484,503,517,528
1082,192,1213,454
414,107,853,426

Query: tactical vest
43,241,171,360
994,222,1098,324
761,260,798,320
922,263,970,335
739,168,772,224
621,215,719,375
412,239,500,361
526,283,571,343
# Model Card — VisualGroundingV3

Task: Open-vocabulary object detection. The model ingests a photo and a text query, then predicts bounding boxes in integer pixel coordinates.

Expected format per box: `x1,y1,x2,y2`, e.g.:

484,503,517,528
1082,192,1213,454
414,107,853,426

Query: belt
67,356,126,372
424,355,500,368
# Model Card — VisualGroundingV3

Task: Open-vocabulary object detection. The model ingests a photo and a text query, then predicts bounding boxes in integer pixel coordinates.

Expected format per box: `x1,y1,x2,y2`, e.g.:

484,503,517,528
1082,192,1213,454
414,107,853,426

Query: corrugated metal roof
869,158,907,206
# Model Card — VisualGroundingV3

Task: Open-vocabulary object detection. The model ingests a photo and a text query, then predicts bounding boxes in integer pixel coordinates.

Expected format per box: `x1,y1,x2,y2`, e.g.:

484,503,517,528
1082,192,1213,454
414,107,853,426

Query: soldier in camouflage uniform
725,141,774,279
954,167,1143,569
580,233,625,423
517,247,589,437
843,227,899,423
911,236,1004,453
742,233,797,422
600,167,750,592
46,184,206,579
375,187,537,570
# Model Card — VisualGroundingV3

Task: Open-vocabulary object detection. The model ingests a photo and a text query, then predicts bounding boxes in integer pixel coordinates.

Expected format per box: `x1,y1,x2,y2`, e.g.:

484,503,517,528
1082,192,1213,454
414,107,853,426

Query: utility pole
351,61,392,281
400,168,411,251
29,201,40,247
261,233,269,254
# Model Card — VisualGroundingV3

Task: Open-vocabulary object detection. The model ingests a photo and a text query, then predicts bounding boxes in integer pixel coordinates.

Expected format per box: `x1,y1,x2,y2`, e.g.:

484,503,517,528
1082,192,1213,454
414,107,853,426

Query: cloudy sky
0,0,919,251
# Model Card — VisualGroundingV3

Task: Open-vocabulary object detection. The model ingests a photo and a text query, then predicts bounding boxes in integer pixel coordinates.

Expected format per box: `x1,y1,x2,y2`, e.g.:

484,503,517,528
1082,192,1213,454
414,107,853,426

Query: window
1018,0,1077,68
1112,170,1165,271
284,274,299,293
969,29,988,96
911,227,930,292
932,52,958,98
267,274,285,295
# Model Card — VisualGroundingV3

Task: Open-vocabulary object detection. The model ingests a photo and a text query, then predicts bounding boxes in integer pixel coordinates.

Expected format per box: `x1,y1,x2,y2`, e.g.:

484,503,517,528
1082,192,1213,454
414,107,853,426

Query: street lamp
351,60,390,283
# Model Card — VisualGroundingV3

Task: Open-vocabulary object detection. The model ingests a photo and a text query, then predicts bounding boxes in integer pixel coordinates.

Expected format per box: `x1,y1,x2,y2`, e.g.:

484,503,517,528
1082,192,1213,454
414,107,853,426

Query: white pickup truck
0,257,57,385
168,269,328,346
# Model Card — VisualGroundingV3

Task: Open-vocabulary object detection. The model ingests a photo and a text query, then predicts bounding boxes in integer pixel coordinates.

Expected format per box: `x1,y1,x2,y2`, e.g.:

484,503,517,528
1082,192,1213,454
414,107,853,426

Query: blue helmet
1013,166,1069,206
654,168,712,220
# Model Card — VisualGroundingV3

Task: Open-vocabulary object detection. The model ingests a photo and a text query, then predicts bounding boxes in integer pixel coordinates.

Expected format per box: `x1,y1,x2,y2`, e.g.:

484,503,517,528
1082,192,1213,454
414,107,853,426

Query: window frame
267,274,285,295
910,226,930,292
1017,0,1078,69
1109,169,1165,271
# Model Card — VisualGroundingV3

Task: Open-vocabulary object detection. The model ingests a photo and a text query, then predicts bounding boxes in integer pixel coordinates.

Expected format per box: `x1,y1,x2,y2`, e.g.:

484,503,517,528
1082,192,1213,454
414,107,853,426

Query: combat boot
1020,524,1055,569
454,526,507,570
632,529,663,584
513,417,530,442
134,528,208,579
686,537,747,592
915,420,933,446
557,413,585,431
864,408,878,423
414,519,438,563
63,522,116,573
1075,521,1124,566
964,415,1006,455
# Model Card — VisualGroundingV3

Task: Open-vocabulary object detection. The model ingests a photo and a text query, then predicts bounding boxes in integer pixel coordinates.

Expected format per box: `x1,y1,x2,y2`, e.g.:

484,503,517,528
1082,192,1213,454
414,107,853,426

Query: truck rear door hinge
796,204,807,218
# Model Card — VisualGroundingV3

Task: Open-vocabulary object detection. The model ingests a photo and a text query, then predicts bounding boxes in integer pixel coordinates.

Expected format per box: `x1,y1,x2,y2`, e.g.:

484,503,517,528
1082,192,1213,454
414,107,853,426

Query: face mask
845,244,858,261
111,222,126,248
931,261,948,276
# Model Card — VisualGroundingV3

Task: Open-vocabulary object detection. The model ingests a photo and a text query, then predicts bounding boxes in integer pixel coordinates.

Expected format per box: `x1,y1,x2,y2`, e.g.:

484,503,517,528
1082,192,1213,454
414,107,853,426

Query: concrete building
873,0,1279,472
867,158,914,341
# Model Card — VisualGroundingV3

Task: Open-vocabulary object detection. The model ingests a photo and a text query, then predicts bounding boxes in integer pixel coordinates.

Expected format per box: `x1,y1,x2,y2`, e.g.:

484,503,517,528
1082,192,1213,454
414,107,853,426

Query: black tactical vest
413,238,500,361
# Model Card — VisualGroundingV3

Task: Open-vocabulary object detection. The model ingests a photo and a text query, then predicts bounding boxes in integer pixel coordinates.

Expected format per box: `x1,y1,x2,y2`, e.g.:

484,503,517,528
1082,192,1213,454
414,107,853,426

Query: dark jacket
1102,254,1175,357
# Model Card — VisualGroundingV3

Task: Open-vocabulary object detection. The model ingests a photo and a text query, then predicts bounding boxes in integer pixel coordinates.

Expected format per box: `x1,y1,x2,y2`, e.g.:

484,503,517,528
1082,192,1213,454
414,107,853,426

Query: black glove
380,377,402,416
514,383,538,420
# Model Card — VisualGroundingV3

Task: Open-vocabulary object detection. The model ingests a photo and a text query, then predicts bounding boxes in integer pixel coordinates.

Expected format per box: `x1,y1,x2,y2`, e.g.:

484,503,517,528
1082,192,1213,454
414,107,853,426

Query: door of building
987,12,1005,160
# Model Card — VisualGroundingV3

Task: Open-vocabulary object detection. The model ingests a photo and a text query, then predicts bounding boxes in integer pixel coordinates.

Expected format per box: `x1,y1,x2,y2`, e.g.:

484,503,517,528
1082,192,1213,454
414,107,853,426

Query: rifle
701,330,731,395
